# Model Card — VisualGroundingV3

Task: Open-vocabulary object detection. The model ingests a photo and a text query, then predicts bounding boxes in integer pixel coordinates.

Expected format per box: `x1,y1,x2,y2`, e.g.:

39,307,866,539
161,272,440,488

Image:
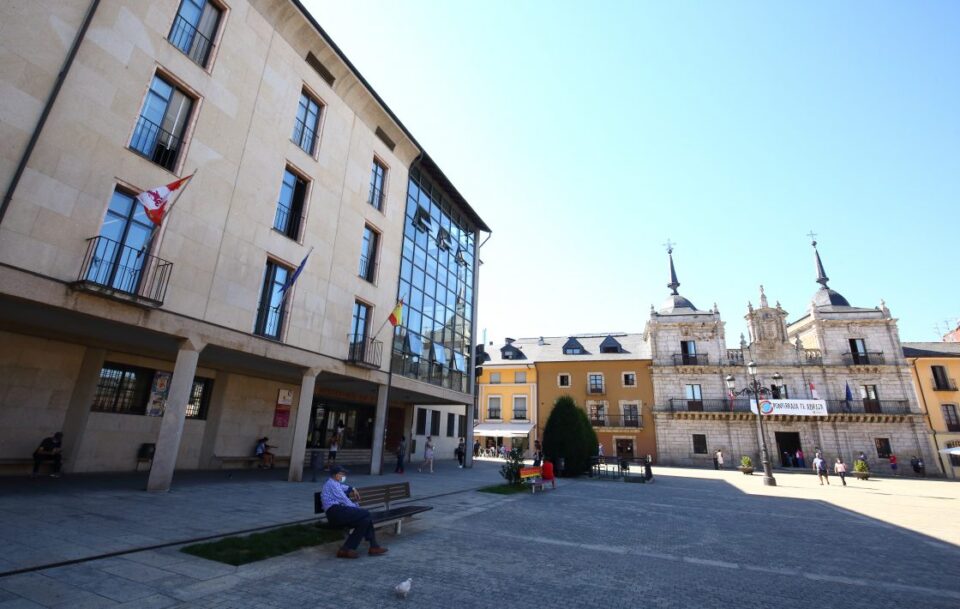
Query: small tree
542,395,598,477
740,455,753,468
499,447,525,485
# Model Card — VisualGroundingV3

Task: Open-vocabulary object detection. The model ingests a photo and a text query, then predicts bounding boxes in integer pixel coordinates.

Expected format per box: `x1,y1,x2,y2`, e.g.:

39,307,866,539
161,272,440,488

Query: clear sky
308,1,960,345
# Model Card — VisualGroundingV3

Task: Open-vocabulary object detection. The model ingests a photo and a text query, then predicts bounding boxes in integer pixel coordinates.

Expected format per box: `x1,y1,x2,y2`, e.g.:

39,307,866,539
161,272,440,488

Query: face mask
339,476,347,484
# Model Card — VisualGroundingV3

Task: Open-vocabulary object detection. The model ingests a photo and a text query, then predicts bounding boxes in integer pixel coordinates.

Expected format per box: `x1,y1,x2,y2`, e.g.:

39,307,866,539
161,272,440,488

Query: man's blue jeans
326,505,379,551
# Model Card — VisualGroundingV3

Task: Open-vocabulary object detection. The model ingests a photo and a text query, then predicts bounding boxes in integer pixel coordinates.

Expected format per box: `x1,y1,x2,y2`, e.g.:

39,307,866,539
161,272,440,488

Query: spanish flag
388,298,403,327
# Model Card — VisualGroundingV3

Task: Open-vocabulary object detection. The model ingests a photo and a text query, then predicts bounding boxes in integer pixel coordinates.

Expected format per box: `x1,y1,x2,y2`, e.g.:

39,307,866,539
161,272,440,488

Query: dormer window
599,335,623,354
562,337,586,355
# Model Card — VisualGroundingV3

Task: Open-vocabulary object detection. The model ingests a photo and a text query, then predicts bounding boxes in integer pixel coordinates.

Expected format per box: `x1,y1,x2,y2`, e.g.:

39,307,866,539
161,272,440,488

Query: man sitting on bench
321,466,388,559
33,432,63,477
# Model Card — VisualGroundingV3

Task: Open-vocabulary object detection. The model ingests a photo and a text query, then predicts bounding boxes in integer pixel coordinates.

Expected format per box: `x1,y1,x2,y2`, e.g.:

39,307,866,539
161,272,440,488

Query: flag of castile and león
136,174,194,226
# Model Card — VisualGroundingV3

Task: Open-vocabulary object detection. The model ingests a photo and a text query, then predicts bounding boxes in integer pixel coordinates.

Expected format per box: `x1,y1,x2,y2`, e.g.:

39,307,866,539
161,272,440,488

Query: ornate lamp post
725,361,778,486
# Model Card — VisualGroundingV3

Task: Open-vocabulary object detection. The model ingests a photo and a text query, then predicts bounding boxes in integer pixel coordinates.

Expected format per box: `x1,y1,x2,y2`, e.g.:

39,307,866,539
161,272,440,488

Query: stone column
370,383,389,475
287,368,320,482
61,347,106,473
464,402,475,468
147,337,204,492
198,372,232,468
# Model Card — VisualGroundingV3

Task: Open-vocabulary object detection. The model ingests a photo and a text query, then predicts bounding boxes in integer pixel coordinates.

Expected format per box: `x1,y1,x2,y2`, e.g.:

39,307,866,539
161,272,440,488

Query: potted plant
853,459,870,480
739,456,754,475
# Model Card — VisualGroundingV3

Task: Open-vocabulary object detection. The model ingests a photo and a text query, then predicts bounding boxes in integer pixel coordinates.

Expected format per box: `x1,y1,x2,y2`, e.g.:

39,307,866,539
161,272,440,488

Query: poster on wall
273,389,294,427
146,372,172,416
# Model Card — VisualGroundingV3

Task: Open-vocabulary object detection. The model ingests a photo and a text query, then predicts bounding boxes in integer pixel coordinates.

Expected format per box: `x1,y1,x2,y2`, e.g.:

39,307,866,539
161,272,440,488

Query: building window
849,338,868,364
350,301,371,349
558,374,570,388
692,434,708,454
130,74,194,172
875,437,892,459
860,385,881,413
948,441,960,467
186,378,213,419
513,395,527,420
488,396,501,419
168,0,221,67
86,189,155,294
943,404,960,432
622,402,640,427
588,401,606,425
685,384,703,411
933,365,955,391
415,408,427,435
623,372,636,387
92,363,152,414
273,168,308,239
490,372,501,384
368,159,387,211
458,414,466,438
680,340,697,365
292,89,322,155
254,260,290,339
430,410,441,436
515,371,527,384
588,374,604,394
770,382,788,399
446,412,456,437
359,225,379,282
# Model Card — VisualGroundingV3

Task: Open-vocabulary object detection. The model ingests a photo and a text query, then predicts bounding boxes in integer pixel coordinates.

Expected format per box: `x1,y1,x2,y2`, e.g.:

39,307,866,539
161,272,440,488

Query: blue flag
278,248,312,301
845,382,853,402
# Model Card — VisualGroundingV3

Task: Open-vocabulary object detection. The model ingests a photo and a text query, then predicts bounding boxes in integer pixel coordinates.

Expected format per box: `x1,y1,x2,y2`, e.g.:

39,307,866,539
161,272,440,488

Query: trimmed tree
542,395,599,477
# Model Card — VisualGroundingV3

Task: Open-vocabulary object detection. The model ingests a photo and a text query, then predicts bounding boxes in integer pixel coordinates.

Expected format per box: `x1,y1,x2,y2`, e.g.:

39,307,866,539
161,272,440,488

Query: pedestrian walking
455,438,465,468
782,451,792,467
325,434,339,470
834,457,847,486
473,440,480,458
715,449,724,470
889,454,898,475
917,457,926,477
813,455,830,485
418,436,434,473
394,435,406,474
796,449,806,469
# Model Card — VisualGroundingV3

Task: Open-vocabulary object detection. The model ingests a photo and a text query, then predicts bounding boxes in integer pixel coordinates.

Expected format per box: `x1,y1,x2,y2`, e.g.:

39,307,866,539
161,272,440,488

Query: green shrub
853,459,869,473
499,447,525,485
740,456,753,468
542,395,598,477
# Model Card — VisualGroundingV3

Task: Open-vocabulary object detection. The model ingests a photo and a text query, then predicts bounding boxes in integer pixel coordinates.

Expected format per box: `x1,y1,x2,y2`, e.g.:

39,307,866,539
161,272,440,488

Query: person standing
889,454,898,475
473,440,480,458
321,466,388,559
394,435,406,474
597,442,605,458
813,455,830,485
834,457,847,486
326,434,339,470
32,432,63,477
419,436,435,473
714,449,724,470
796,449,806,469
532,440,543,467
455,438,465,468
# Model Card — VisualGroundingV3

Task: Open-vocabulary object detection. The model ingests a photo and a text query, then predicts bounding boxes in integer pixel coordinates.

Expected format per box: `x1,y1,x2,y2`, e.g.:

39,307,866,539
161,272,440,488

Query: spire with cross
664,239,680,294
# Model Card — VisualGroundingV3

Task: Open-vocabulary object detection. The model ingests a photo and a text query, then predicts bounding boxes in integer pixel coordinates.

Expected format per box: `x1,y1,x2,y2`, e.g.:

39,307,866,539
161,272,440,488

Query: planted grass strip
181,524,342,566
477,484,531,495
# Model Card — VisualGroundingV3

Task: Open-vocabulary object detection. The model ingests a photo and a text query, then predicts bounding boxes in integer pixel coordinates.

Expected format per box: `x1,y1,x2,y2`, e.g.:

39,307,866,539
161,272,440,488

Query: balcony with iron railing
358,256,378,283
932,377,959,392
823,399,910,414
130,116,182,172
672,353,709,366
725,349,822,366
665,398,753,413
346,334,382,369
660,397,910,415
841,351,885,365
168,14,214,67
74,236,173,306
589,414,642,428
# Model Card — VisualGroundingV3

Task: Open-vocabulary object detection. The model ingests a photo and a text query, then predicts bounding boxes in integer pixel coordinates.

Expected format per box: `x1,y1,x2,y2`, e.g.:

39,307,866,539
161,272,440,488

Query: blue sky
308,1,960,344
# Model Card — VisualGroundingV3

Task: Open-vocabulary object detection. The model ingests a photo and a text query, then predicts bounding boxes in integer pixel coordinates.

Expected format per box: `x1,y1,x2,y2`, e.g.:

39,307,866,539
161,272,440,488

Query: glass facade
393,168,476,393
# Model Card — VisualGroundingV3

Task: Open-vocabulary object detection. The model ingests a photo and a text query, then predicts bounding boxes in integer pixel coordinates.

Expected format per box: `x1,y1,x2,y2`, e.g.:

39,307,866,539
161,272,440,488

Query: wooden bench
313,481,432,535
519,466,556,493
0,457,63,475
216,455,291,469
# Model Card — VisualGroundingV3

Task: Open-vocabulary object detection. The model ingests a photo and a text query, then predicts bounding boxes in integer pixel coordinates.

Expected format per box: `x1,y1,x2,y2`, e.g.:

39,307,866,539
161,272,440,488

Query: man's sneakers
336,549,359,559
368,546,388,556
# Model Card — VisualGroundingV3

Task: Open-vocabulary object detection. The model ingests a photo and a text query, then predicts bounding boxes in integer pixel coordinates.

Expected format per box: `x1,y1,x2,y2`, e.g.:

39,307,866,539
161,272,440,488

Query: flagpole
279,245,313,307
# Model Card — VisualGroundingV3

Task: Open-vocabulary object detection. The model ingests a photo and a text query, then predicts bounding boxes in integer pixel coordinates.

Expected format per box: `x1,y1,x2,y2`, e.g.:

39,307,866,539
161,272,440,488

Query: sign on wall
273,389,294,427
750,399,828,417
146,372,172,416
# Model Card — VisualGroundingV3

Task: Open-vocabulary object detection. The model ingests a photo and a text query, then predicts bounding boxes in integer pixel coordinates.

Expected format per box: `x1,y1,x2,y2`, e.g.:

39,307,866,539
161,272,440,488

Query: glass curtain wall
393,168,475,393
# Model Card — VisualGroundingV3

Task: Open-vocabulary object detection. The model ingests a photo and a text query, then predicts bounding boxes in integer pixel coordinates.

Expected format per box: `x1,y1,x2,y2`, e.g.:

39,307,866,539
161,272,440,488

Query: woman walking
419,436,435,473
834,457,847,486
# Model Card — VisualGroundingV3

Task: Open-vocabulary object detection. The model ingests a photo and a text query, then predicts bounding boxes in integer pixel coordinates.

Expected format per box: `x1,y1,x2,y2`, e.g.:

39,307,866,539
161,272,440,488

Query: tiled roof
484,333,651,365
902,342,960,358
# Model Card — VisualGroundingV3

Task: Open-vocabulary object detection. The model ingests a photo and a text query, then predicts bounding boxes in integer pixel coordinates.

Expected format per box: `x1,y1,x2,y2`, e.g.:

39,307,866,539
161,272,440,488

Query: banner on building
146,372,172,416
750,399,828,417
273,389,294,427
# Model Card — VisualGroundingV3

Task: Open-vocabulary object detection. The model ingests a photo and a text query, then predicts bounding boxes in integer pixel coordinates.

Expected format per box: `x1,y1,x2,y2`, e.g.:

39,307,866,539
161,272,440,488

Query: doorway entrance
307,399,375,449
616,438,635,459
775,432,802,467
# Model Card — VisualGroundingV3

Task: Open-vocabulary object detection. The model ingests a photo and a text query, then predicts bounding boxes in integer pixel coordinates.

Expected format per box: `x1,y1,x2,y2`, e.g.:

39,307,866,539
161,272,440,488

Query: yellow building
904,342,960,478
475,339,537,455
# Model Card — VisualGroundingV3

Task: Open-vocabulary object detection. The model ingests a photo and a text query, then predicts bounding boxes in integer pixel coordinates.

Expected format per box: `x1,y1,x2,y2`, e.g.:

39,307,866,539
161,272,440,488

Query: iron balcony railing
672,353,709,366
932,377,958,392
168,14,214,67
347,334,382,368
76,236,172,305
368,187,385,211
825,399,910,414
666,398,753,413
130,116,182,171
842,351,885,365
589,414,642,428
273,202,304,239
358,256,377,283
254,303,286,340
292,117,317,154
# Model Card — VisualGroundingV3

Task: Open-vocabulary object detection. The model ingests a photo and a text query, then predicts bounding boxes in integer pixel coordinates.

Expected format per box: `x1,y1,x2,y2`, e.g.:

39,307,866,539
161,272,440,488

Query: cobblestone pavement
1,467,958,608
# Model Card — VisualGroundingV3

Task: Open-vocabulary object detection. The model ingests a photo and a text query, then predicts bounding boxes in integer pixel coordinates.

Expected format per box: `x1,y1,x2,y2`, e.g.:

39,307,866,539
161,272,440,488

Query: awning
473,422,534,437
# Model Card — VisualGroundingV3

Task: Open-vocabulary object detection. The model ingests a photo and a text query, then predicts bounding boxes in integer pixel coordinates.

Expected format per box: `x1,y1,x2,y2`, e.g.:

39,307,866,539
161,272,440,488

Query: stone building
650,242,936,473
0,0,488,489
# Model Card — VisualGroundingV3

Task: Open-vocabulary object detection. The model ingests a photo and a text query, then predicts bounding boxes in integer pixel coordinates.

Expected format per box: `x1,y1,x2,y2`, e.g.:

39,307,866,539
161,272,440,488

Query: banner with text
750,399,828,417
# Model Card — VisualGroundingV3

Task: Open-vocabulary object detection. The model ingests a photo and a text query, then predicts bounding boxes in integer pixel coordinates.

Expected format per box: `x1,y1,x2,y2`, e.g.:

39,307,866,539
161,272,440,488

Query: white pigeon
394,578,413,599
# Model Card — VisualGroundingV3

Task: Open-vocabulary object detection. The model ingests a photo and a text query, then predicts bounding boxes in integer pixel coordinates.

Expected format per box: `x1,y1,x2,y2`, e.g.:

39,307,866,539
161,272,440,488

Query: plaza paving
0,462,958,608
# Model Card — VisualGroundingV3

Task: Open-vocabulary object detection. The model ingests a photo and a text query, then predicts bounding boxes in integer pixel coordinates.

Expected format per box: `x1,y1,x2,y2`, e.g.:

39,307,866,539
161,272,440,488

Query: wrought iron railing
842,351,885,365
130,116,182,171
590,415,642,428
932,377,958,392
347,334,383,368
665,398,752,413
672,353,709,366
254,304,285,340
661,397,910,415
825,399,909,414
75,236,172,305
292,117,317,154
168,14,214,66
358,256,377,283
273,202,304,239
368,187,385,211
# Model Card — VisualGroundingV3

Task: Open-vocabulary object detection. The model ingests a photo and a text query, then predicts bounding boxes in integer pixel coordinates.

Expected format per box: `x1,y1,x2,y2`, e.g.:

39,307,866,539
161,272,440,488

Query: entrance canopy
473,422,534,437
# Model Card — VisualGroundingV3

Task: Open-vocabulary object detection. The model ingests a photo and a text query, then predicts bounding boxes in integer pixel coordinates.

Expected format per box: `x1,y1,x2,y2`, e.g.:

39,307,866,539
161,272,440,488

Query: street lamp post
725,361,778,487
